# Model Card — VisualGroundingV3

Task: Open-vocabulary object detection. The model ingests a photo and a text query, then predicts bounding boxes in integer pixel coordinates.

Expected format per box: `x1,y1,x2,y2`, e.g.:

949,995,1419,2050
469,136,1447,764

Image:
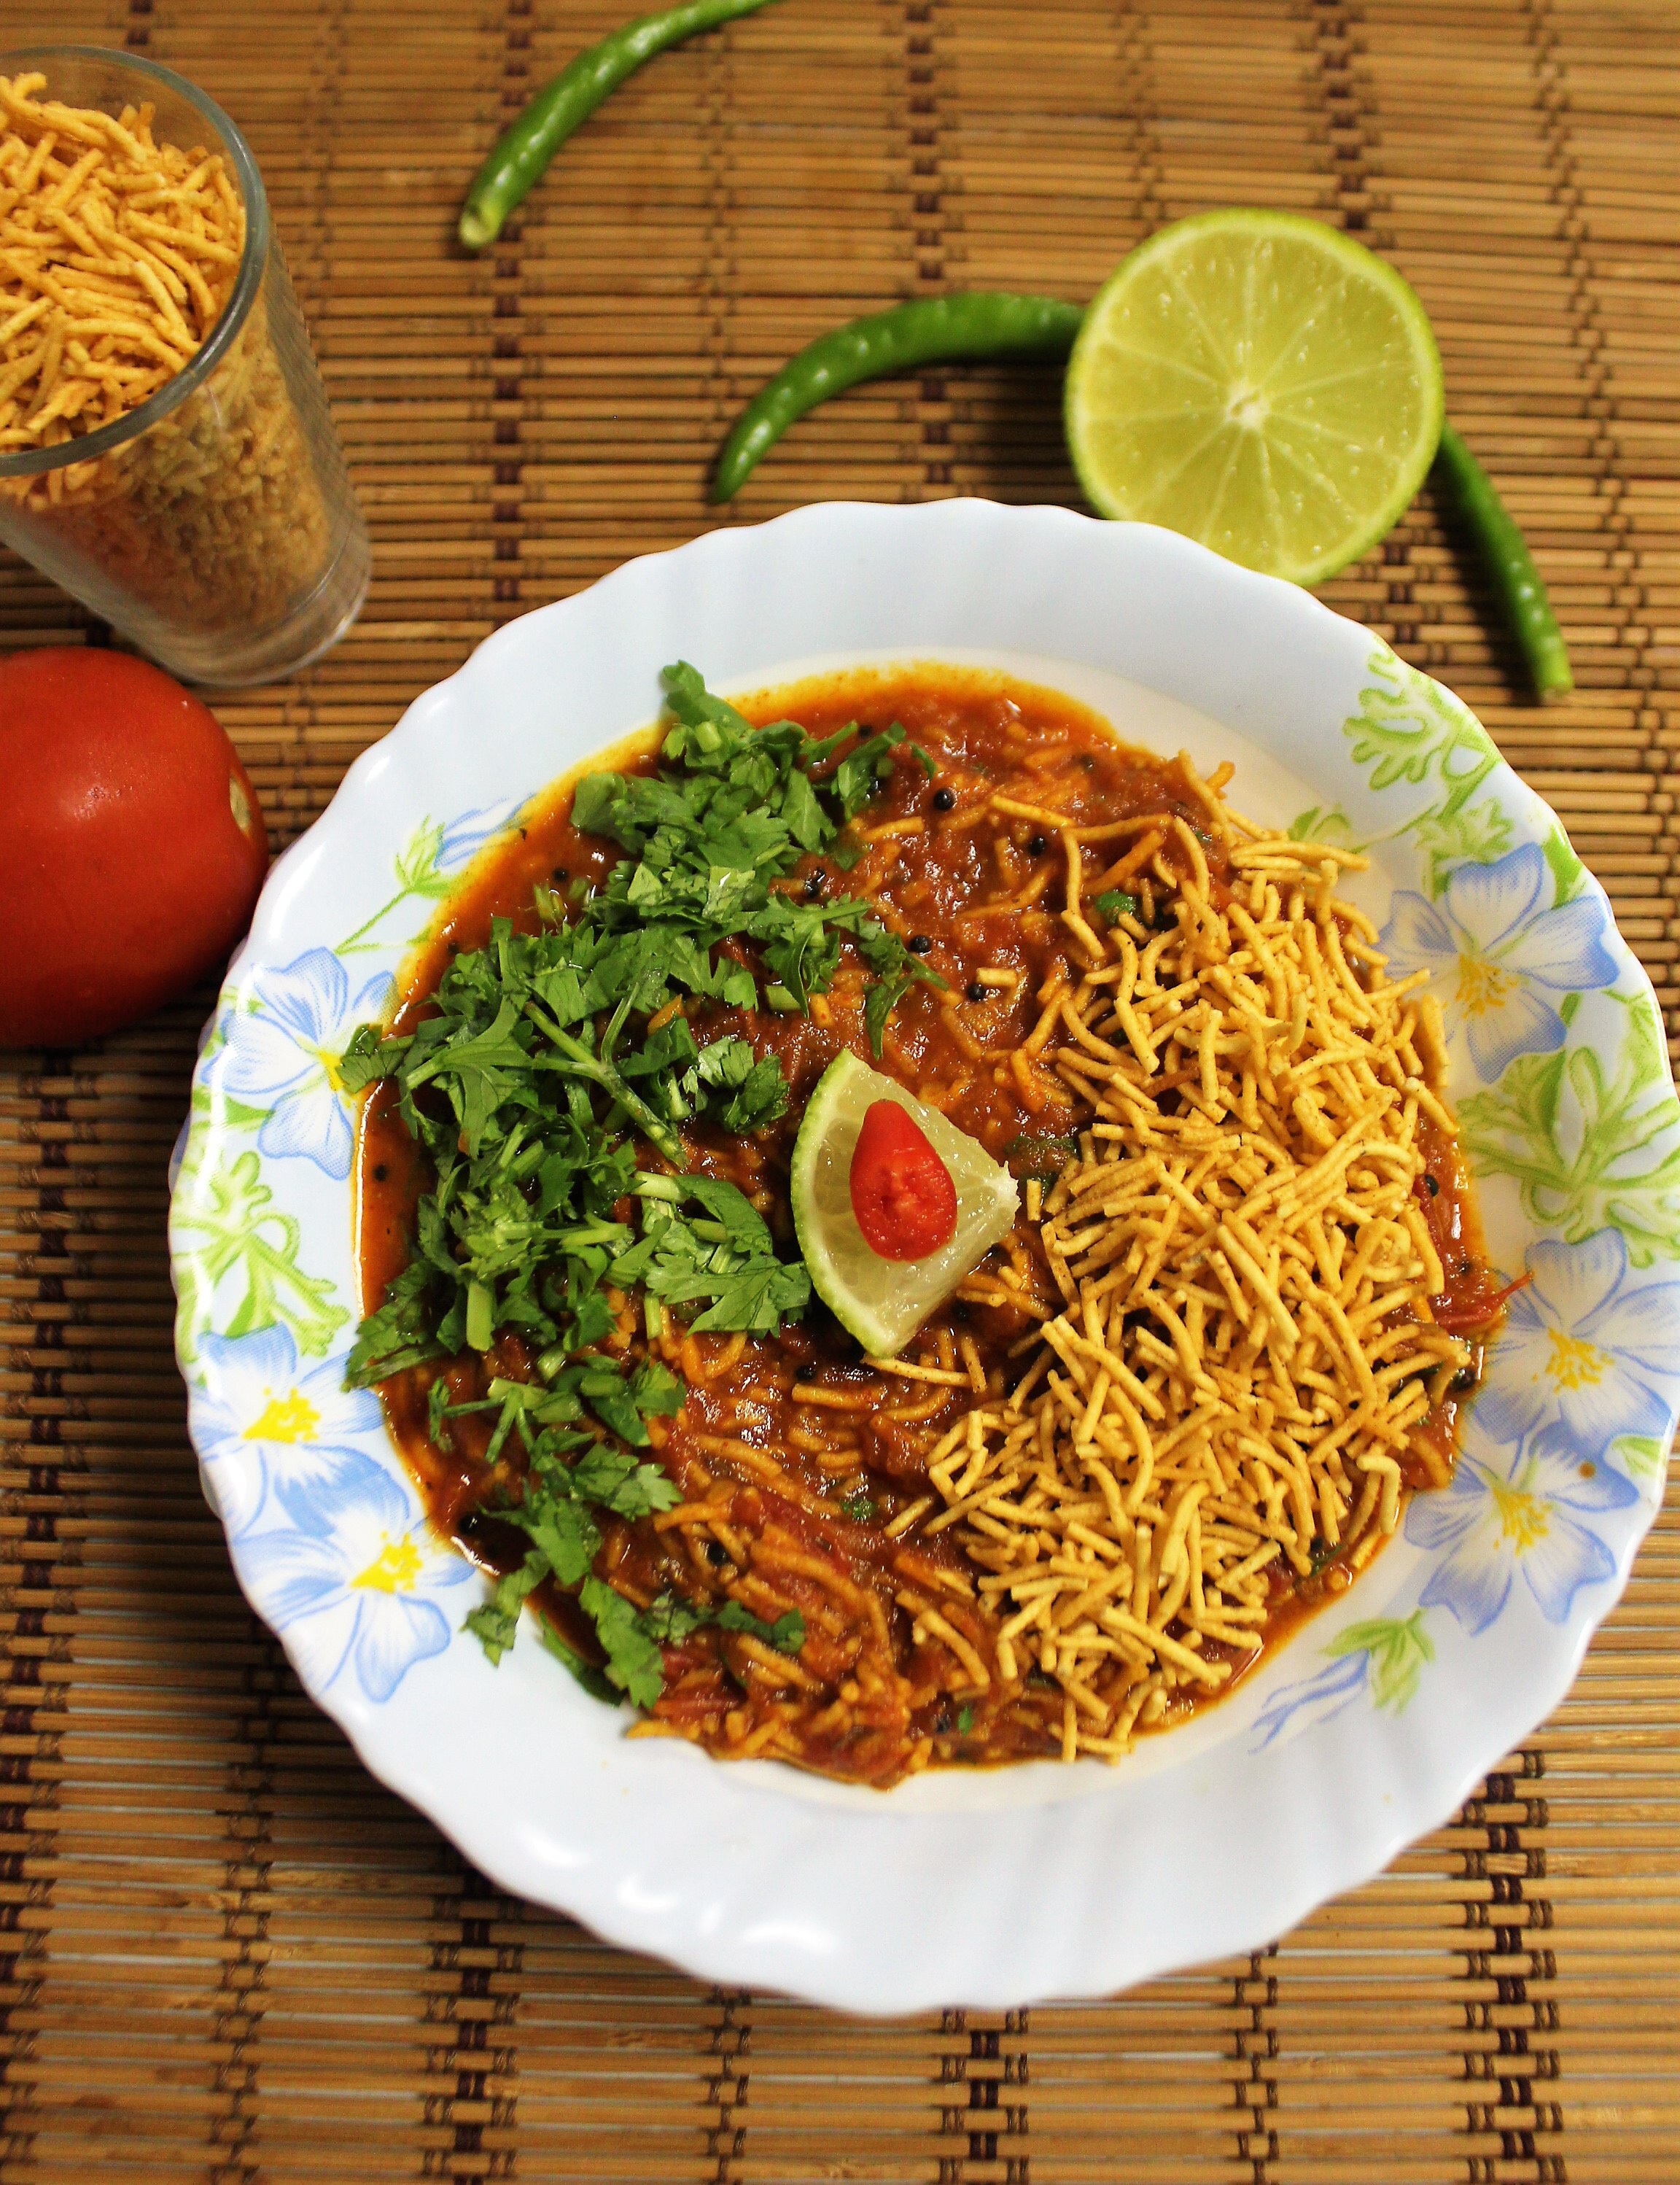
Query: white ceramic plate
169,500,1680,2013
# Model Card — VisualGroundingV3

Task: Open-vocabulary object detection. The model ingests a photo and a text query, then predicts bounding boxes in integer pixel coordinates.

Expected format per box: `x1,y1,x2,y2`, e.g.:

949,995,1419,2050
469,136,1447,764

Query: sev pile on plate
0,71,330,628
914,769,1474,1762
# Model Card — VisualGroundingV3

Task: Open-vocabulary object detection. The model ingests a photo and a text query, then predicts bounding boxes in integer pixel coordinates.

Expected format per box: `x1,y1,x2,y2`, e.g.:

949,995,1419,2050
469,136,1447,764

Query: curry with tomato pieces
352,663,1507,1788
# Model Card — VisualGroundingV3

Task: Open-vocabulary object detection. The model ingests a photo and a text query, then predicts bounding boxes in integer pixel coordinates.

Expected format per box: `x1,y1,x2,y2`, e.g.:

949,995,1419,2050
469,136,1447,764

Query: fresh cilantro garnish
575,1584,803,1710
349,664,953,1694
464,1549,548,1666
610,1172,812,1334
537,1619,619,1703
691,1033,788,1132
348,662,943,1388
1001,1132,1078,1181
1092,888,1139,925
718,1601,806,1653
639,1590,806,1656
578,1576,666,1708
955,1704,975,1735
338,1022,396,1093
427,1374,454,1453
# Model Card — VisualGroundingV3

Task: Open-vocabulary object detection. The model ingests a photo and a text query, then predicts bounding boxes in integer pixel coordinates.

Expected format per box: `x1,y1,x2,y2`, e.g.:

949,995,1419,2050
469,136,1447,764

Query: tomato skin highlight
848,1098,959,1261
0,648,268,1047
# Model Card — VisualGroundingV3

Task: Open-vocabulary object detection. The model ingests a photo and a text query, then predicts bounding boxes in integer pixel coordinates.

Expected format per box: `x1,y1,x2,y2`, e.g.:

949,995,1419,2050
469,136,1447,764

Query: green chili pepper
712,292,1086,501
459,0,785,252
1431,421,1574,705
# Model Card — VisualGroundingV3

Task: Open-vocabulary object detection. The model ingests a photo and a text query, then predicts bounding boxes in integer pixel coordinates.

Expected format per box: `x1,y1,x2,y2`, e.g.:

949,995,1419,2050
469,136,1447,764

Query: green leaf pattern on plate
1407,794,1515,899
1342,646,1500,797
338,799,528,955
173,1130,349,1366
1610,1433,1669,1483
336,816,459,955
1458,991,1680,1267
1251,644,1680,1750
1326,1610,1436,1714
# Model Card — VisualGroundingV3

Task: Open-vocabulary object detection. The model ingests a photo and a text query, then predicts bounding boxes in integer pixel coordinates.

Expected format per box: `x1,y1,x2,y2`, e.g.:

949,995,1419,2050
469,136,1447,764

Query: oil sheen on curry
351,664,1509,1789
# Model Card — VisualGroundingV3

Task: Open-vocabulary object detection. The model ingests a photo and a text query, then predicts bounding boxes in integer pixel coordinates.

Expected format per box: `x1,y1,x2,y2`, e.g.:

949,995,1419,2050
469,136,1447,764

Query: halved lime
791,1051,1019,1357
1065,209,1444,585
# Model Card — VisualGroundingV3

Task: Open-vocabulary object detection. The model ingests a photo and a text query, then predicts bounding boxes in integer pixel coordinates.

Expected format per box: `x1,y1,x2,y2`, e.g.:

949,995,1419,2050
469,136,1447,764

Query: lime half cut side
1065,209,1444,586
790,1050,1019,1358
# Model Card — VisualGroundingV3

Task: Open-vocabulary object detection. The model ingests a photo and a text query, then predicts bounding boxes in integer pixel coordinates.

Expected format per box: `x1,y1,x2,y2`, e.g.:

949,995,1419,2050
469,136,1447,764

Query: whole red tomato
0,648,268,1047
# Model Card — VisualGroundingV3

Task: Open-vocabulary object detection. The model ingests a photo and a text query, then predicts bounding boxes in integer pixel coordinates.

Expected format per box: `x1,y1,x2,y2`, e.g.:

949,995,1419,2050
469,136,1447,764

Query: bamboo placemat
0,1,1676,2178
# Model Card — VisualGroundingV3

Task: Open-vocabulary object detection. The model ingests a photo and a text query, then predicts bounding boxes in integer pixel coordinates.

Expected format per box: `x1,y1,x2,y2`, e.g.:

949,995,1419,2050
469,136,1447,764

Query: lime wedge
791,1051,1019,1357
1065,209,1444,585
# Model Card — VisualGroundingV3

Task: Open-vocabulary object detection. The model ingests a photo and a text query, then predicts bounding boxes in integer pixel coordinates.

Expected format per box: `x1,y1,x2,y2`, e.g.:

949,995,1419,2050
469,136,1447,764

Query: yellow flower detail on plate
1455,952,1517,1019
354,1537,425,1594
1489,1475,1551,1556
1544,1329,1609,1393
244,1389,321,1444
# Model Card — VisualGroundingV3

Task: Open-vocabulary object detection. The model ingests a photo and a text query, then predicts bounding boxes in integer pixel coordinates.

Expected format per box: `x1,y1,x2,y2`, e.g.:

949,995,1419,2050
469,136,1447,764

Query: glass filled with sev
0,50,370,685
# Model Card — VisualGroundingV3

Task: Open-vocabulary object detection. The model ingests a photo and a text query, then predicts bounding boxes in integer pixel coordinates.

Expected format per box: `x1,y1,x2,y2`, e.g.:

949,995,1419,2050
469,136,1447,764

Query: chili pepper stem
1431,421,1574,705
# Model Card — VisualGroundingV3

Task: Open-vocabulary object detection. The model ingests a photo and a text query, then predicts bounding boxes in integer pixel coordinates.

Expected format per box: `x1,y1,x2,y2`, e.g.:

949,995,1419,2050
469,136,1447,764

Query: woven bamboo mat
0,1,1676,2178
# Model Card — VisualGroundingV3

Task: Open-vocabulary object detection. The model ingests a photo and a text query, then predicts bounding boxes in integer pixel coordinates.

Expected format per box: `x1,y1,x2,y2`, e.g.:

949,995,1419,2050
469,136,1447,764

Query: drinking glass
0,47,371,684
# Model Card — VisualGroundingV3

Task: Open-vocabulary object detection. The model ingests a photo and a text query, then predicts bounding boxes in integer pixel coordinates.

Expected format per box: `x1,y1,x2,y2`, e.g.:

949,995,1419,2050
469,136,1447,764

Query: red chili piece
849,1100,958,1262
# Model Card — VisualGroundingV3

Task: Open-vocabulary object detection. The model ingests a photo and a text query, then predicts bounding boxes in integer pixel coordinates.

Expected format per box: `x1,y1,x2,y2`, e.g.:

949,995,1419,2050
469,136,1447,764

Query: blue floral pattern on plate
190,1322,385,1539
238,1462,475,1704
1472,1228,1680,1461
218,947,394,1180
174,799,535,1706
1380,842,1619,1083
1253,1611,1434,1749
1408,1420,1640,1636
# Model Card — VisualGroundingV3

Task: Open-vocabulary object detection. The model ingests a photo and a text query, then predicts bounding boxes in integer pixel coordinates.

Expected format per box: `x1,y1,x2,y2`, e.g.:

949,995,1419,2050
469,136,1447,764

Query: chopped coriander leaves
537,1621,620,1704
579,1585,802,1712
1001,1132,1079,1181
343,663,943,1391
578,1576,666,1709
609,1172,812,1335
464,1550,548,1666
348,663,949,1695
427,1375,454,1452
1092,888,1140,925
639,1591,806,1657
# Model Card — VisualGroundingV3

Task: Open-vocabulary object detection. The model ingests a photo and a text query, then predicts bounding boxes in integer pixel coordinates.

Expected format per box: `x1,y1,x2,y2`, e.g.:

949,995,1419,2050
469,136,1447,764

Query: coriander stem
524,1001,685,1163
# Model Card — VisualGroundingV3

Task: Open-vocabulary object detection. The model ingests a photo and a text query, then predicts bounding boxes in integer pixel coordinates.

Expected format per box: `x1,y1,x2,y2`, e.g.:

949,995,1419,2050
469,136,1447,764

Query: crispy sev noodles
916,768,1475,1762
0,74,243,451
